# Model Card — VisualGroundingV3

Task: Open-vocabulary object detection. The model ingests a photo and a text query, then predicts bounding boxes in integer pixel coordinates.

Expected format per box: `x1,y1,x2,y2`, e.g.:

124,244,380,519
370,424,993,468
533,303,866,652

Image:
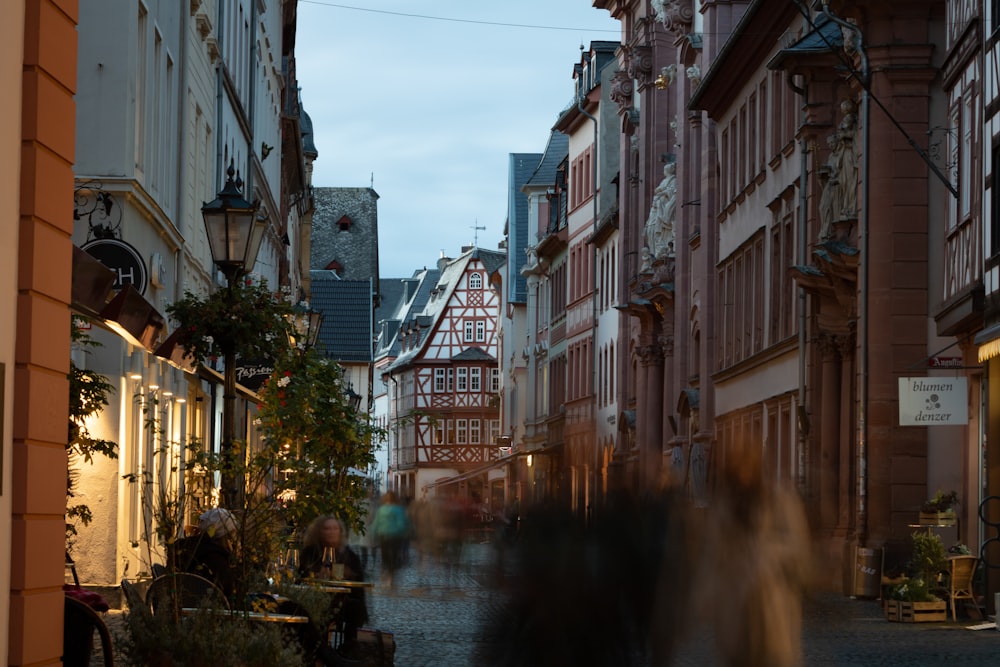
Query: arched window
469,272,482,289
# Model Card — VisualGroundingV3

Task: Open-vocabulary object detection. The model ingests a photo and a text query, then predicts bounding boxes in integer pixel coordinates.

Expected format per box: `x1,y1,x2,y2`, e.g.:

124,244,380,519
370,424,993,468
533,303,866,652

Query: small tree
256,346,383,536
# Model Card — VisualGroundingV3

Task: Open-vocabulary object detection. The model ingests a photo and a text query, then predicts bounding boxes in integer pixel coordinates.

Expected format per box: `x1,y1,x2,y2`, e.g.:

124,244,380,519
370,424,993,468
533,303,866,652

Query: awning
154,328,198,373
70,244,116,318
422,454,516,490
975,323,1000,363
99,284,165,352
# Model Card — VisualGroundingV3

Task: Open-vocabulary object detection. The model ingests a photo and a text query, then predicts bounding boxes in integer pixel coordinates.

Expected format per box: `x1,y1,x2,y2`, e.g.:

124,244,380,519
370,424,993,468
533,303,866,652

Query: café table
306,578,374,590
180,607,309,624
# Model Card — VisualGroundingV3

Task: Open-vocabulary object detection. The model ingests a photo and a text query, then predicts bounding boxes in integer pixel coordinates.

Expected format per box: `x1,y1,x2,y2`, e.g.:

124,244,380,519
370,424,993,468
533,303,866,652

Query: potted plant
919,489,958,526
885,531,949,622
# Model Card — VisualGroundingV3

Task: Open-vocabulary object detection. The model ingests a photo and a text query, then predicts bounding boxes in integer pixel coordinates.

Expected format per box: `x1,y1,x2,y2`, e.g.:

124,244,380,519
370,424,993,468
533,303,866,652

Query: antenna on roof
471,220,485,247
370,172,374,188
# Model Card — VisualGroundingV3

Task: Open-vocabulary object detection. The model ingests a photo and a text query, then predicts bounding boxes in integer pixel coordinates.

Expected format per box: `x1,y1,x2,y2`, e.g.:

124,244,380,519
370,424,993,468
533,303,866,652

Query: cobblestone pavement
93,541,1000,666
367,541,1000,667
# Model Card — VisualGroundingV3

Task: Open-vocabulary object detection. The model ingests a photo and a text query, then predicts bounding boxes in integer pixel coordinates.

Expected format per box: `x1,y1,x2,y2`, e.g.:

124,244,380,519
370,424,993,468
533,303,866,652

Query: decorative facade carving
625,45,654,91
638,344,663,366
653,1,695,36
658,334,674,357
609,69,634,115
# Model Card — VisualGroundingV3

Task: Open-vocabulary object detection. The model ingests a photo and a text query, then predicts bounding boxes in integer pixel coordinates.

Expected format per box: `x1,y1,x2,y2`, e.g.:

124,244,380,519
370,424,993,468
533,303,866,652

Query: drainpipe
577,74,599,522
821,8,871,546
797,94,808,493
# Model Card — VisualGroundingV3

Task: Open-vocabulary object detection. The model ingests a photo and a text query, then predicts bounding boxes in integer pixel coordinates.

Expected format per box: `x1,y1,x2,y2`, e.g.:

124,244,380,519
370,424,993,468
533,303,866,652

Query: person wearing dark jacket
169,507,238,600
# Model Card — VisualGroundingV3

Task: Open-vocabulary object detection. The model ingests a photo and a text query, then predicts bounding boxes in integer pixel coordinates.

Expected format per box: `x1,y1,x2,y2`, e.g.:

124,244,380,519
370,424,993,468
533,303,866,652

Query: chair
64,595,114,667
145,572,230,617
946,555,978,621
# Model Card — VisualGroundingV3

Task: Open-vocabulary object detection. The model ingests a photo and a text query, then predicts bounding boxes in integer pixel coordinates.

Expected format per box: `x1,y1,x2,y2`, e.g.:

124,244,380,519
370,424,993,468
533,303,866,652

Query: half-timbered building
384,248,506,502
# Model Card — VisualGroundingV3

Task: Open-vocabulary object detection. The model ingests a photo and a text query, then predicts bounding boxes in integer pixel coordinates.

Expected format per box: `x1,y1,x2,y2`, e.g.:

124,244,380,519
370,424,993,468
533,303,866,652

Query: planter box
918,511,956,526
885,599,947,623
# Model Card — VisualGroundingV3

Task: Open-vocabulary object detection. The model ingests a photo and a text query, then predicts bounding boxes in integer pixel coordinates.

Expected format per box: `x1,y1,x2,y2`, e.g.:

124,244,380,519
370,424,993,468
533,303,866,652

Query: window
490,368,500,393
447,368,454,392
464,321,474,342
469,272,482,289
475,320,486,342
446,419,455,444
457,367,468,392
434,422,444,444
490,420,500,444
470,419,481,445
456,419,468,444
470,367,482,392
717,229,765,369
434,368,446,393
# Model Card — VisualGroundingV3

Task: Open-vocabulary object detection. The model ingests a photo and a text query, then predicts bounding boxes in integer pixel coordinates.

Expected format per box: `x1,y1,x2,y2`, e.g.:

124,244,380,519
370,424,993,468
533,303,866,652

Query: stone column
640,343,664,487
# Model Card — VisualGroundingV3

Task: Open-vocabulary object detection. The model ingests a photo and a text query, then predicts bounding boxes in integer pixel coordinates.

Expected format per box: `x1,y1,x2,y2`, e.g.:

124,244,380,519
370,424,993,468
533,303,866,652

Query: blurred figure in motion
371,490,411,588
476,492,692,666
476,445,811,667
699,443,812,667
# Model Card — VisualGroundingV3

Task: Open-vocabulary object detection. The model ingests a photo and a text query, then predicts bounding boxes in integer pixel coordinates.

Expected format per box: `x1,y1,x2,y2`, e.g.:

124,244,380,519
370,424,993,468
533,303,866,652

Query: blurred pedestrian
698,442,812,667
371,491,411,587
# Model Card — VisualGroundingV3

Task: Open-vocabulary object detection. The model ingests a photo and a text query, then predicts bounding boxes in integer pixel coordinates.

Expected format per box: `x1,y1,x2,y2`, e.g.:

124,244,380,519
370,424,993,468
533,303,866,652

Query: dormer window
337,215,352,231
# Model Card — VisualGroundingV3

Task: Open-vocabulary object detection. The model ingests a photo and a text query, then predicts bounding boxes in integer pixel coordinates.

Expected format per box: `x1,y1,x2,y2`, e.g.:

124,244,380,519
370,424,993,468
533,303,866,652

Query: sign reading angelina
897,377,968,426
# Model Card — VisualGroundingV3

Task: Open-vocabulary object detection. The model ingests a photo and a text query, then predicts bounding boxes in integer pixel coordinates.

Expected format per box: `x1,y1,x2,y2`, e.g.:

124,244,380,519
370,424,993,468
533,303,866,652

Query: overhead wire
299,0,620,33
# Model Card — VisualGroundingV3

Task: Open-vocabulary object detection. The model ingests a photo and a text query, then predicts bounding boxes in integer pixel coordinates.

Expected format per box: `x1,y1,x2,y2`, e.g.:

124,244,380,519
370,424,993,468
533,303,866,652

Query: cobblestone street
367,542,1000,667
94,541,1000,666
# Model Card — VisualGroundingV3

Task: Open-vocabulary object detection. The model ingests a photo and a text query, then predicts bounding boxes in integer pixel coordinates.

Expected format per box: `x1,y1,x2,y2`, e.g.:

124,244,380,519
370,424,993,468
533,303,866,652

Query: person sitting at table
299,515,369,648
169,507,239,600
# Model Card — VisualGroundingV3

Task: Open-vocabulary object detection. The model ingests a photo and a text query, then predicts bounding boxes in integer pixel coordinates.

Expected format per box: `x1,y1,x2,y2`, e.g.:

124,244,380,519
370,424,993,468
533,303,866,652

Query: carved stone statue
835,99,858,220
639,246,653,274
645,161,678,258
818,133,840,240
818,99,859,241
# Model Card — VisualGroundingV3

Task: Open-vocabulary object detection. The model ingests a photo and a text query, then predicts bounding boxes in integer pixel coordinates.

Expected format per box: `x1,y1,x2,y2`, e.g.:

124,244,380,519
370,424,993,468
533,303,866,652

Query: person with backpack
371,491,410,588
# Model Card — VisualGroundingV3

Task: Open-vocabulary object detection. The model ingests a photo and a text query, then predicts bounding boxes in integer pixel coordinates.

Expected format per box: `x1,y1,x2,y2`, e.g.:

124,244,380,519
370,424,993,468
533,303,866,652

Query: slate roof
507,153,543,305
309,271,373,363
311,187,380,286
300,107,318,158
452,347,496,363
373,268,441,362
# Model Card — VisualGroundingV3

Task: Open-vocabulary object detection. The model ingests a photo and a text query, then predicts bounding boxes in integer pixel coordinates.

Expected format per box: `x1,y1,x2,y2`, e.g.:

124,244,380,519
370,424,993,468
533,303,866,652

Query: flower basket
918,510,956,526
884,599,947,623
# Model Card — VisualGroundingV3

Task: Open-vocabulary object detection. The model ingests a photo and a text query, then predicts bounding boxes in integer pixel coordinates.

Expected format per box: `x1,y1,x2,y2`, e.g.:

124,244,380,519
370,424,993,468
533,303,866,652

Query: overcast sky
295,1,620,279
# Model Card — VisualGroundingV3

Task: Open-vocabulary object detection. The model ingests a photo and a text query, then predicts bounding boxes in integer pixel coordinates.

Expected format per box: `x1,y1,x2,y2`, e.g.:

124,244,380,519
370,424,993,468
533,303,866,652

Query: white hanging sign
898,377,968,425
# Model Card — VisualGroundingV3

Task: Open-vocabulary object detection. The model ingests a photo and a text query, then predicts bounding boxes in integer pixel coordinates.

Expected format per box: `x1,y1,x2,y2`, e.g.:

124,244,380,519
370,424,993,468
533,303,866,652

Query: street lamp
346,385,362,412
288,302,323,351
202,160,264,509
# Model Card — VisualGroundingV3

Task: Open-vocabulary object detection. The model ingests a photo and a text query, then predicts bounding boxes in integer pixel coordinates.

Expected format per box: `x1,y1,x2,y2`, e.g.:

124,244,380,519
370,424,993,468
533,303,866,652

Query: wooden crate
918,511,956,526
885,600,947,623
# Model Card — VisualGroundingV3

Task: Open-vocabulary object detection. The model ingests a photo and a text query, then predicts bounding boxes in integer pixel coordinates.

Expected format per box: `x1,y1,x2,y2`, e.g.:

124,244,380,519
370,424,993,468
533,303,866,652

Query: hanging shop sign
898,376,968,426
81,238,149,295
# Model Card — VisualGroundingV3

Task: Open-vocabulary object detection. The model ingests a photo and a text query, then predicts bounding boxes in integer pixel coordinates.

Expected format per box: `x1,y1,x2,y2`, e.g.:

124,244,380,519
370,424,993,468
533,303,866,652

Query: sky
294,1,620,279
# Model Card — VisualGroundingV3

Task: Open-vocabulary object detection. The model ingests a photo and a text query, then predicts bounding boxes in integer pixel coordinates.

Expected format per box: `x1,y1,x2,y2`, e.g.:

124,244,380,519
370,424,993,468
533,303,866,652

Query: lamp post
202,161,264,509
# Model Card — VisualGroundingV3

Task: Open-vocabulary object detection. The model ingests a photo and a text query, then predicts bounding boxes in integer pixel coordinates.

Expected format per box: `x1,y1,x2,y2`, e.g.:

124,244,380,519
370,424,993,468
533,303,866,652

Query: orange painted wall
9,1,77,664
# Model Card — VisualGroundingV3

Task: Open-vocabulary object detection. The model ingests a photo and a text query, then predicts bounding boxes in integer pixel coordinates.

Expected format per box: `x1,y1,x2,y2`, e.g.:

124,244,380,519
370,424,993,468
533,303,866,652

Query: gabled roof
387,247,505,373
373,268,441,362
310,272,372,363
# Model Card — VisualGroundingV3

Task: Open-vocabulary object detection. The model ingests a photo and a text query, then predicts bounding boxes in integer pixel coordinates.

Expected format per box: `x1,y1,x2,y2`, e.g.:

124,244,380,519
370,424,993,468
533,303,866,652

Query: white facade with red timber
385,248,506,499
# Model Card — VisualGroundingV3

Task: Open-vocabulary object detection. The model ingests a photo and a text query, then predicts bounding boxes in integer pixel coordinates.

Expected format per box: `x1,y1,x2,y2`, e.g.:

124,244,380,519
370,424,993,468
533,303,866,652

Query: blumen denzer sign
897,377,968,426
